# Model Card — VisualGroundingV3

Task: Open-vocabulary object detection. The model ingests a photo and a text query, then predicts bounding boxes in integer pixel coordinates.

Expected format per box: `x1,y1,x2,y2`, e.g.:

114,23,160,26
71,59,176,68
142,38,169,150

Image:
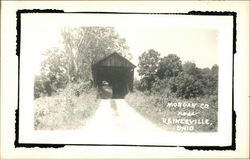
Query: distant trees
137,49,218,99
34,27,131,98
172,62,204,98
200,64,218,96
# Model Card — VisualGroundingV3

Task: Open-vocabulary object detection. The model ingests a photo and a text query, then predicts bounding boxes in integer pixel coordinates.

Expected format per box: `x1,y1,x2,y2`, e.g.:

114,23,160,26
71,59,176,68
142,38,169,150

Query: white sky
21,14,219,78
117,27,218,67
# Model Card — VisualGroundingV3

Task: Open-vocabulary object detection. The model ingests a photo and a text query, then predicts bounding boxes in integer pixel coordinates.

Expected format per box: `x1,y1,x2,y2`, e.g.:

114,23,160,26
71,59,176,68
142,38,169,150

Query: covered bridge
92,52,136,98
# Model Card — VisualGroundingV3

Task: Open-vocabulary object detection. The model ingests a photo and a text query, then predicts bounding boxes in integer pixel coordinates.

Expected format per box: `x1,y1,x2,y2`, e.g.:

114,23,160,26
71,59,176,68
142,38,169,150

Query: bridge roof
93,52,136,68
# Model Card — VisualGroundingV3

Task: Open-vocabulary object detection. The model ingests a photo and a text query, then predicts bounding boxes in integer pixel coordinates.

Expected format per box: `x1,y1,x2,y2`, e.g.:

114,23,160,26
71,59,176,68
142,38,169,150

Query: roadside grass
125,90,218,132
34,84,99,130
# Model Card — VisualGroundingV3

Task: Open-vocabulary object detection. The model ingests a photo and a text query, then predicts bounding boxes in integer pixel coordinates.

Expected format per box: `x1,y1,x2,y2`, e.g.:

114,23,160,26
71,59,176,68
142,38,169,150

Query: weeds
125,91,217,132
34,83,99,130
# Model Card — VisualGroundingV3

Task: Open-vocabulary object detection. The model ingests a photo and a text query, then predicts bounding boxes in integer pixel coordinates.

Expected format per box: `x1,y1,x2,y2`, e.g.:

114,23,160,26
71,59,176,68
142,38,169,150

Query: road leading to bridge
81,99,163,133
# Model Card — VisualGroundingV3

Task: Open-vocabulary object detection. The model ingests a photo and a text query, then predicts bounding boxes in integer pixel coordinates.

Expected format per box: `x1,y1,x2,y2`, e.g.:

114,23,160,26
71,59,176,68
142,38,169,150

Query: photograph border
15,9,236,150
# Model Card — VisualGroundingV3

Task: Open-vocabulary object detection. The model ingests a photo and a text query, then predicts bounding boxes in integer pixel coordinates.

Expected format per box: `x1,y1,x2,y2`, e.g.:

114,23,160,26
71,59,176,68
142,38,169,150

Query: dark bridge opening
99,81,112,99
92,52,136,99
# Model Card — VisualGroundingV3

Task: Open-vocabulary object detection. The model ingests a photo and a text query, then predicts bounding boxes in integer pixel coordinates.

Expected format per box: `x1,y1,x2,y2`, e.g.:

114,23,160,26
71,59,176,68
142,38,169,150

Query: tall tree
156,54,183,79
138,49,160,91
61,27,131,82
138,49,160,78
35,27,130,97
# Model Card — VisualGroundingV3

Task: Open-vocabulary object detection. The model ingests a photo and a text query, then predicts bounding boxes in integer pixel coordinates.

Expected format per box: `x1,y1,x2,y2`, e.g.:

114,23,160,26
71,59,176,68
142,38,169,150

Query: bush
34,75,46,98
61,81,93,97
151,78,174,97
174,73,204,99
34,74,68,99
34,83,99,130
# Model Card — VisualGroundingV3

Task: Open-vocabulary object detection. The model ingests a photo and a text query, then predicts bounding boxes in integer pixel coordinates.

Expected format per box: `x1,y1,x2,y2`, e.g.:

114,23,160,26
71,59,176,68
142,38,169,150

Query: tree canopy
137,49,160,91
157,54,183,79
136,49,218,99
61,27,131,82
138,49,160,78
35,27,131,98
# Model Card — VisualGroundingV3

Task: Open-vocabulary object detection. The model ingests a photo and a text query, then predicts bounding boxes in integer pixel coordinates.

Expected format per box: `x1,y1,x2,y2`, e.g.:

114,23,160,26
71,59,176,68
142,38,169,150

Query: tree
211,64,218,77
199,64,218,95
182,61,202,78
34,75,47,98
156,54,183,79
35,47,69,97
210,64,218,95
171,62,218,98
173,72,204,99
138,49,160,78
137,49,160,91
61,27,131,82
35,27,131,97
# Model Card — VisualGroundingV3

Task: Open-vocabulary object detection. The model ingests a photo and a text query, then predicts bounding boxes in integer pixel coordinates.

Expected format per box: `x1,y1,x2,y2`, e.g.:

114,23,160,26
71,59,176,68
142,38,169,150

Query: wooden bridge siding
92,52,135,98
98,53,134,68
93,67,131,84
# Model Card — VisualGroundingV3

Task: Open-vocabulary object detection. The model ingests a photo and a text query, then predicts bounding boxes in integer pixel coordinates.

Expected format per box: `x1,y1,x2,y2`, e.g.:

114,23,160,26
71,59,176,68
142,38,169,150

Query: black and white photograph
1,1,249,159
18,12,233,146
33,23,219,133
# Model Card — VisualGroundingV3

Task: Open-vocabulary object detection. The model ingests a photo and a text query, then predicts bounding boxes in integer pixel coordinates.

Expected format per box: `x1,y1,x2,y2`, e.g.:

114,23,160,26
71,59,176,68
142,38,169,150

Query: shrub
151,78,174,97
173,73,204,99
34,75,46,98
34,83,99,130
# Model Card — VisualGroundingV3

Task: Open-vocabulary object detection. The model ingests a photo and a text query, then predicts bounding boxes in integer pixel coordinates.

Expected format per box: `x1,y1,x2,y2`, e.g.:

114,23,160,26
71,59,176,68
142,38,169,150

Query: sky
116,27,218,67
117,27,218,78
21,14,218,78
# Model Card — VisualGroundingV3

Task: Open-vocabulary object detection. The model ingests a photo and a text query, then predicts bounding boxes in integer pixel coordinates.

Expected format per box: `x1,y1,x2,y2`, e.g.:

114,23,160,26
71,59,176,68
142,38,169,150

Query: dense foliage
137,49,160,91
137,49,218,99
129,50,218,132
34,27,130,98
157,54,183,79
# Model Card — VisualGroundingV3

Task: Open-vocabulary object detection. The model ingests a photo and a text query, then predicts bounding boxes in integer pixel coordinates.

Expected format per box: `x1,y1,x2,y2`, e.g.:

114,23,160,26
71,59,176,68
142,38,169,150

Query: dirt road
81,99,163,133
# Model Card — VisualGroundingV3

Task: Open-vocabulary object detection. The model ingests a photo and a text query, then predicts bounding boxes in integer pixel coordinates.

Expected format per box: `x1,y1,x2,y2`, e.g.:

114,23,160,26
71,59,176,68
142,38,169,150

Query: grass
34,84,100,130
125,90,218,132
